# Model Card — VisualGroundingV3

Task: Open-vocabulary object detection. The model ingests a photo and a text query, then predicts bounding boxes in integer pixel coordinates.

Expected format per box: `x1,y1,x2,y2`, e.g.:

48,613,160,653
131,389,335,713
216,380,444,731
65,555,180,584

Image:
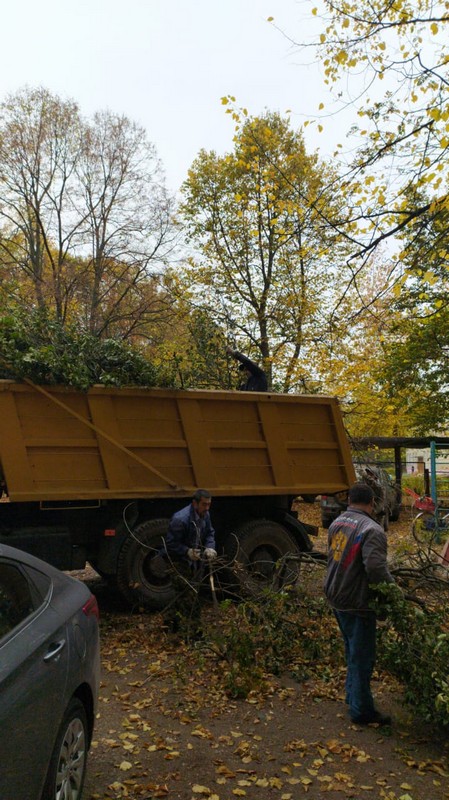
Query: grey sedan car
0,543,100,800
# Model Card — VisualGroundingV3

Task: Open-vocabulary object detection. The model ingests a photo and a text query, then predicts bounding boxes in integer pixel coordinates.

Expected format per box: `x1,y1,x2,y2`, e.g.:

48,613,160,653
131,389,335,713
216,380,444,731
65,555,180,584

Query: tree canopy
180,110,355,393
0,86,177,338
294,0,449,262
0,80,447,436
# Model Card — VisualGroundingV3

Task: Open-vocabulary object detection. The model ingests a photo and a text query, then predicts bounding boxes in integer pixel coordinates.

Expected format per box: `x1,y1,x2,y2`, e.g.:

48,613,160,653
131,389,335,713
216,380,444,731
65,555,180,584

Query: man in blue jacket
166,489,216,563
324,482,395,725
164,489,217,638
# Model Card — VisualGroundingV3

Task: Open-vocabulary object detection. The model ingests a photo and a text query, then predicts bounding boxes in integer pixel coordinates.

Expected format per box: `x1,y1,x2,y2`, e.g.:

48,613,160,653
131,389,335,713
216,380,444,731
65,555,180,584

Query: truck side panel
0,382,355,502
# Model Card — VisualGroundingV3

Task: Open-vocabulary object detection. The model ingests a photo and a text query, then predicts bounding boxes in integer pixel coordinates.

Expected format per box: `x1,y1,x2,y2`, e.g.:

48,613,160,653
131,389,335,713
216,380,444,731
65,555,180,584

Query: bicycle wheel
412,512,437,546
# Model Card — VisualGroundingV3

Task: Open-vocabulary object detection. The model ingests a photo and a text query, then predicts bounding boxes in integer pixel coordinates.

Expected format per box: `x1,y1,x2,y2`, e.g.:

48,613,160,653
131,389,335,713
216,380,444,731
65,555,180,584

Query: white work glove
187,548,201,561
204,548,217,560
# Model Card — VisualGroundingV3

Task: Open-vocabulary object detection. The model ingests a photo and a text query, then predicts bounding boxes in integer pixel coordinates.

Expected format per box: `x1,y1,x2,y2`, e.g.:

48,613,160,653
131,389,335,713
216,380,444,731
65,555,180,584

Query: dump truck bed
0,382,355,502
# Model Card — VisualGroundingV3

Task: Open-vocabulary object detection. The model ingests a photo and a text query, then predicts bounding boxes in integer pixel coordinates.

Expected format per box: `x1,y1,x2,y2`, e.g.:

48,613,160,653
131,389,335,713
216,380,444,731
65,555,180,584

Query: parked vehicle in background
0,543,100,800
320,464,402,530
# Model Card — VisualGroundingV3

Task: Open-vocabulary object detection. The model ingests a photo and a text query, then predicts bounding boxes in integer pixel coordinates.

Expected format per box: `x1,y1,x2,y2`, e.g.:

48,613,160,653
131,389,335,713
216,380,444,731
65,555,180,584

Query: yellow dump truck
0,381,355,607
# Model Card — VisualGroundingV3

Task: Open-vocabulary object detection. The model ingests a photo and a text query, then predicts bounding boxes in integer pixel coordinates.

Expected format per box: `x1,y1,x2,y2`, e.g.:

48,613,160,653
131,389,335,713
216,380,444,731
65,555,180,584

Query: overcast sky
0,0,354,193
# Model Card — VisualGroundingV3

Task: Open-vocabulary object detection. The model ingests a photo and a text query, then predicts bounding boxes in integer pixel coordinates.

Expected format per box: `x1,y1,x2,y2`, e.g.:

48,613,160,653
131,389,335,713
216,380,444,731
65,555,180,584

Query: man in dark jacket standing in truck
324,482,395,725
226,347,268,392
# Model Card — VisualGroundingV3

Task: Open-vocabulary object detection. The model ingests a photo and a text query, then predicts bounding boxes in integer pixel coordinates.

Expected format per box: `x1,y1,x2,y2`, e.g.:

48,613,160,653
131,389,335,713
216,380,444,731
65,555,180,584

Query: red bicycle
403,487,449,557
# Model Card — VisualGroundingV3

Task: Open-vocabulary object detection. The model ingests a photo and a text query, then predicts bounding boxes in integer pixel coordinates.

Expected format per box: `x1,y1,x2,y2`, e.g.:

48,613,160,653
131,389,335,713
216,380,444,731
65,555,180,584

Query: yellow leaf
191,726,212,739
192,786,211,795
335,50,348,64
216,766,236,778
431,22,438,34
119,760,132,771
232,790,247,797
267,16,274,21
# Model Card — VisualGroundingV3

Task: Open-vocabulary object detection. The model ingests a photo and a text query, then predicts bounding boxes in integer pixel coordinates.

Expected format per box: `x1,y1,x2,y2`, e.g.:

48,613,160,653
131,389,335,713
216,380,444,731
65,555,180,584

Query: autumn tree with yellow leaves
298,0,449,255
179,110,356,392
274,1,449,432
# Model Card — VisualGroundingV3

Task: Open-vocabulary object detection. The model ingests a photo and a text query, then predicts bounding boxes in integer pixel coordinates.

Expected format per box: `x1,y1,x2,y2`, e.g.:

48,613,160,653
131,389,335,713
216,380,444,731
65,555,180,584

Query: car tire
116,518,175,609
41,697,88,800
224,519,301,597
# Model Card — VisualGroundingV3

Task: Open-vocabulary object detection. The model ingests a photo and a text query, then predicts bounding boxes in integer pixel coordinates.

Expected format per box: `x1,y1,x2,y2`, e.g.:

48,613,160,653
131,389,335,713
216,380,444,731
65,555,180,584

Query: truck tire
116,518,175,609
225,519,301,596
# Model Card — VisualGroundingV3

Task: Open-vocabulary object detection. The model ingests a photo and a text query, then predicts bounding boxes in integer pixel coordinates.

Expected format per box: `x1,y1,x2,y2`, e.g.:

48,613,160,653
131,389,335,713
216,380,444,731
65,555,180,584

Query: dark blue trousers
334,610,376,720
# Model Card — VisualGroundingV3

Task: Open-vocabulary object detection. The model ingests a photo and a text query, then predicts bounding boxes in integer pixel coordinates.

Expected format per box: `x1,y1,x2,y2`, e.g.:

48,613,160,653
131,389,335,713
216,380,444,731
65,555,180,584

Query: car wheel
41,697,88,800
116,518,175,609
224,519,301,597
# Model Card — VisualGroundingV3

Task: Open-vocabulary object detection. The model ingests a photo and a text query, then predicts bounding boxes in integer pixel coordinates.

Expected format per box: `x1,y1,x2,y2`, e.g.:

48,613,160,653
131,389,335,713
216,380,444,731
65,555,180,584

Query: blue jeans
334,610,376,720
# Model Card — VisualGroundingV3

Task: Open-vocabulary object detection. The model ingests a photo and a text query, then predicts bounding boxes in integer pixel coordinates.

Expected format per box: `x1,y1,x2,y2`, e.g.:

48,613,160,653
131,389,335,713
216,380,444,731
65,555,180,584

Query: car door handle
43,640,66,662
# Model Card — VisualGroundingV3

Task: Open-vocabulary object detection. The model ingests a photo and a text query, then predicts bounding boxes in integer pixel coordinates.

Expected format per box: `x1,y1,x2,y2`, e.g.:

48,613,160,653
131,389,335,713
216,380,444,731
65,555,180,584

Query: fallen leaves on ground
85,505,449,800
